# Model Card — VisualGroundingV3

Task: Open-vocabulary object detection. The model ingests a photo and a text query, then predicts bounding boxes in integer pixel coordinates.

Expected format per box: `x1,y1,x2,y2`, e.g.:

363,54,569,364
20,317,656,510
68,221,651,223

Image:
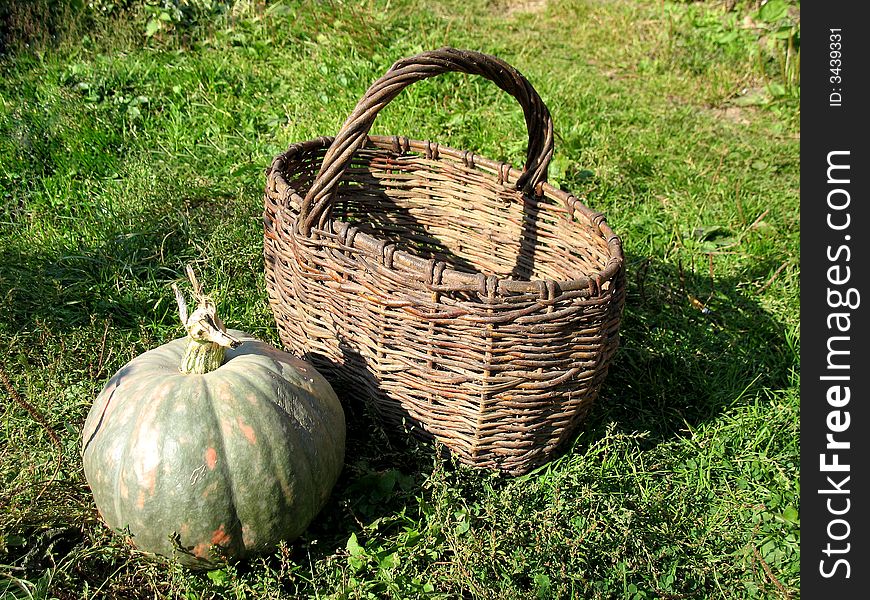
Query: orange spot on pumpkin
211,524,231,546
205,447,218,470
236,417,257,444
193,542,210,558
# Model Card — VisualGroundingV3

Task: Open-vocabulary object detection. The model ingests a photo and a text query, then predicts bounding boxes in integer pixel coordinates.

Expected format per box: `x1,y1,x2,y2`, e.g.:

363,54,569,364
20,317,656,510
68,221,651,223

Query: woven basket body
264,49,625,475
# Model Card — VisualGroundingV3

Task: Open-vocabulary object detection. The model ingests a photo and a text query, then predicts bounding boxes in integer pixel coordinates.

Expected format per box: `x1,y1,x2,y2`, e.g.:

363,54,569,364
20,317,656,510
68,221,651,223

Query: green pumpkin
81,273,345,568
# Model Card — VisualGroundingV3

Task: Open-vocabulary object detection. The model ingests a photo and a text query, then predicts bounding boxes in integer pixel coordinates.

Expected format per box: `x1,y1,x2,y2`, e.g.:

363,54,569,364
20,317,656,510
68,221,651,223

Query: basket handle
299,47,555,235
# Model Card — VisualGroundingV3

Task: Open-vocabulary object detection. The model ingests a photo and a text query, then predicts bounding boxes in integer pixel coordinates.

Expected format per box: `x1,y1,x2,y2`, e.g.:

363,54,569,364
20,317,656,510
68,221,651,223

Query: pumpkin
81,268,345,567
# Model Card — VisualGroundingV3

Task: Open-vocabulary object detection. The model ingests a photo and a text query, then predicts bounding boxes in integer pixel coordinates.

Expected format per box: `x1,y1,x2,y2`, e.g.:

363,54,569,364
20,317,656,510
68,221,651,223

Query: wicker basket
263,48,625,475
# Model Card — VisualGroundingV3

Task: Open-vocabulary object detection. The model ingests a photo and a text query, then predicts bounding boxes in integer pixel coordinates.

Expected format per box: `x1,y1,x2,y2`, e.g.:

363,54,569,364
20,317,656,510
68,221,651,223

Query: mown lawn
0,0,799,598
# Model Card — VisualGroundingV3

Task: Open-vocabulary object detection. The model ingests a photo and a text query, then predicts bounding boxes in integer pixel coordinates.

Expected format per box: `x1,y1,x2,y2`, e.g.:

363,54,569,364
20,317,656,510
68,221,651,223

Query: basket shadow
583,253,796,449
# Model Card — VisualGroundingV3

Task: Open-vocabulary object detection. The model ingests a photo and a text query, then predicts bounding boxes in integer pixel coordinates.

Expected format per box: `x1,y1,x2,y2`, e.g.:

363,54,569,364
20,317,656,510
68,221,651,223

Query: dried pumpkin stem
173,268,241,375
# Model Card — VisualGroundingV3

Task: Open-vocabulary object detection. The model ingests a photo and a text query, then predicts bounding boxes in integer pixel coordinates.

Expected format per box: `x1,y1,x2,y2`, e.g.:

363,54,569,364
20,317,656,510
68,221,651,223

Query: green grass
1,0,799,597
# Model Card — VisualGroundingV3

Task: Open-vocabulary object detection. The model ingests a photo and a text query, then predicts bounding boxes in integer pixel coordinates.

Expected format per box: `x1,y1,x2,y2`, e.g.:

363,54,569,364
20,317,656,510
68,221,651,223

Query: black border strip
801,3,869,595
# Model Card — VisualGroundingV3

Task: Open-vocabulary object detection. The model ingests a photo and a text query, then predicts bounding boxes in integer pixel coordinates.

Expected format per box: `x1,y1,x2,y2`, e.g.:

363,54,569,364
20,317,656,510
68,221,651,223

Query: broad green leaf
378,551,399,571
145,19,161,37
455,519,470,535
758,0,789,23
206,569,228,585
779,506,799,524
346,532,364,557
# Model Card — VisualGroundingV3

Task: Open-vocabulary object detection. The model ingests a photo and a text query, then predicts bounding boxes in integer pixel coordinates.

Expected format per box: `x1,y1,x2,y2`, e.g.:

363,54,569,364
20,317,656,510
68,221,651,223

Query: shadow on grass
0,191,244,334
593,252,795,446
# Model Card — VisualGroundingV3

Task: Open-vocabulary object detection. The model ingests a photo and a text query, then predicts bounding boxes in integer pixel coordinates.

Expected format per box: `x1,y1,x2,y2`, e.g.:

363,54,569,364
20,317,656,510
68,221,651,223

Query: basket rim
266,134,624,299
